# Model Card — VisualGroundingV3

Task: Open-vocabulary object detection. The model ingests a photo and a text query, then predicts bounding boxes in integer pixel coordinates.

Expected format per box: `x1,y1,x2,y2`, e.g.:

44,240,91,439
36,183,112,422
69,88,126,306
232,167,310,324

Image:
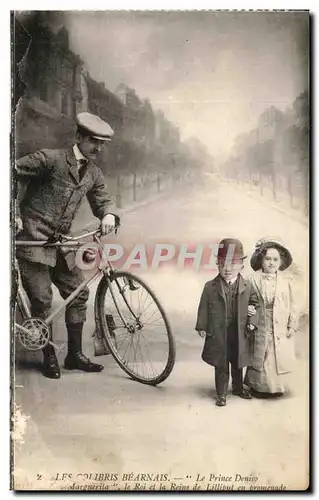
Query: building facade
14,13,207,184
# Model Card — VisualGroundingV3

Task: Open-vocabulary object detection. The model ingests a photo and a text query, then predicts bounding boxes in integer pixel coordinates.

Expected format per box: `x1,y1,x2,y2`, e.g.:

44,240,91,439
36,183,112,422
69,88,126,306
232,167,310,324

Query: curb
224,180,308,228
82,180,192,231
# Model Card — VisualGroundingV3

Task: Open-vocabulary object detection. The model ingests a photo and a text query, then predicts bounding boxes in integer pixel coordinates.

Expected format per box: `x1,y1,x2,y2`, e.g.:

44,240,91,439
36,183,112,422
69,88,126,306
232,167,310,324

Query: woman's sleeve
248,278,261,330
288,280,299,331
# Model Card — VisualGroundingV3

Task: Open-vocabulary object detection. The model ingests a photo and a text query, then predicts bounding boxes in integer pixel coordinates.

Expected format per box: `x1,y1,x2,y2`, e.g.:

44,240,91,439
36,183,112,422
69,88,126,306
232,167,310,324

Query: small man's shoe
216,395,227,407
232,388,252,400
64,352,104,372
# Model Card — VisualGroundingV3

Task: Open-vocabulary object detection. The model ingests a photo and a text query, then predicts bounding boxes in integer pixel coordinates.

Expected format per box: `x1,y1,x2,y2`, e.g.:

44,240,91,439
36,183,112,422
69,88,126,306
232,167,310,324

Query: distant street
13,175,309,491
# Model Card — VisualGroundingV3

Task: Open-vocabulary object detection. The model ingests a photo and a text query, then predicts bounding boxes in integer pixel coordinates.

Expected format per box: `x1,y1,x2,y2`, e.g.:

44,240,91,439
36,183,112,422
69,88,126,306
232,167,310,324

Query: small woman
245,239,298,397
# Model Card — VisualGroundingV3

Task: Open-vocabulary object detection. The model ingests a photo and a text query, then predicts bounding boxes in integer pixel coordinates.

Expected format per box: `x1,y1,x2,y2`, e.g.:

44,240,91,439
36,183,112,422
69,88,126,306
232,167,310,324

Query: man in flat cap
15,112,120,379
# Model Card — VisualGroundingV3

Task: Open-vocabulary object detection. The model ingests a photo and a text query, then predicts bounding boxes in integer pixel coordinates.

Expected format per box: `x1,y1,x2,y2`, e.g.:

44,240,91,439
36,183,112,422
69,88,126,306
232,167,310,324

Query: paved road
13,176,309,491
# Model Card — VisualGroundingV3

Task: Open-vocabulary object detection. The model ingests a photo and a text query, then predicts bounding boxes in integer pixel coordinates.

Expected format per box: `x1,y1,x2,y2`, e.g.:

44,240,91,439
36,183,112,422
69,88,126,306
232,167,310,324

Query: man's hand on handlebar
15,217,23,233
100,213,120,235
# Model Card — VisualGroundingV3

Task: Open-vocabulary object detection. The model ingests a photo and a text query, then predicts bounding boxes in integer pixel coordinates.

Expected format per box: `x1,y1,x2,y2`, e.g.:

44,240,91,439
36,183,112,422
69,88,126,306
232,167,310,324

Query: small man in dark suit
15,112,120,379
195,238,259,406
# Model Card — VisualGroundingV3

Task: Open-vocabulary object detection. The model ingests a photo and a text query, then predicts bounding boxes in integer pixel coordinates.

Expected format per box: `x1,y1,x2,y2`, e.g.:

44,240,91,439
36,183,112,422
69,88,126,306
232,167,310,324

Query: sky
64,11,309,159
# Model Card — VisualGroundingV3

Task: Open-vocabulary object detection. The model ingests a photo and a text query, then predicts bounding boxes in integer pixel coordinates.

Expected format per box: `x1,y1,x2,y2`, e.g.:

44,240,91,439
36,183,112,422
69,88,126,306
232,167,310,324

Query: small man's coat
15,148,116,267
195,274,259,368
249,270,298,374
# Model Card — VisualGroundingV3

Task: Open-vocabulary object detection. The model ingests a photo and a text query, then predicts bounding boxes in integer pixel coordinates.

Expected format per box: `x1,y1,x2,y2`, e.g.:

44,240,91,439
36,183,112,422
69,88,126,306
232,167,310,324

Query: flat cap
76,112,114,141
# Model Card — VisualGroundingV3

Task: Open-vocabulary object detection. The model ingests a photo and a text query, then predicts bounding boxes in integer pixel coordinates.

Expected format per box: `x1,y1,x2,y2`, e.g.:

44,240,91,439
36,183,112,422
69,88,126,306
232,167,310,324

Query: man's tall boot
42,335,61,379
64,323,104,372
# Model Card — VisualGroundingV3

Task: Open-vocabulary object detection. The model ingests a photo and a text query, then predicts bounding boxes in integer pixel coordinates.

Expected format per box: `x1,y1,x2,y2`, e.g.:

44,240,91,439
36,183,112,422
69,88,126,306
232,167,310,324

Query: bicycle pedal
106,314,117,330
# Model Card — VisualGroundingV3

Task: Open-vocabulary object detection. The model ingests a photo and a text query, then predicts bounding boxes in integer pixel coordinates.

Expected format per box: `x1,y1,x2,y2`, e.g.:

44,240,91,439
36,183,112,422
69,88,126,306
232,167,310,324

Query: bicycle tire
95,271,176,385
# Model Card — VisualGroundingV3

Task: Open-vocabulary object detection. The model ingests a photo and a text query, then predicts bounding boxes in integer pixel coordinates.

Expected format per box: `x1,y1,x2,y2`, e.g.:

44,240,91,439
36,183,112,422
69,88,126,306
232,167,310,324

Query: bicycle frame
14,228,138,337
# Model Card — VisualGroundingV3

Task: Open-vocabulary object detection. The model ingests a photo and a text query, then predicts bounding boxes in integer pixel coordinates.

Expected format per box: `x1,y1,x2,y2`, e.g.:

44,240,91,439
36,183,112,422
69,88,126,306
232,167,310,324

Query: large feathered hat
250,238,293,271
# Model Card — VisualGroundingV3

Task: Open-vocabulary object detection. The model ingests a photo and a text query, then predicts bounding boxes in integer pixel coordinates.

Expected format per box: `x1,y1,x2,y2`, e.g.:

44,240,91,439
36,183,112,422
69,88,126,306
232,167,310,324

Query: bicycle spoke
131,333,156,378
143,321,166,328
139,332,160,378
121,330,132,359
142,312,164,322
140,307,163,326
142,323,167,333
114,333,130,350
137,287,150,316
137,296,156,319
132,335,148,376
121,332,135,363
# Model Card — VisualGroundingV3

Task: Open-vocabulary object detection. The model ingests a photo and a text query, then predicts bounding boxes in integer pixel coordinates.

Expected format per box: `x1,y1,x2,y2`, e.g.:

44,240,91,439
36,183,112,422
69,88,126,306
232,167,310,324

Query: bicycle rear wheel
95,271,176,385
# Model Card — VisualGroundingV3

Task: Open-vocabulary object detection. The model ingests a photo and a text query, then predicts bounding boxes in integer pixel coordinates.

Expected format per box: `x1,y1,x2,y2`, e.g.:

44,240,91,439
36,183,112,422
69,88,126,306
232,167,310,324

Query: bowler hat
76,112,114,141
217,238,247,261
250,238,293,271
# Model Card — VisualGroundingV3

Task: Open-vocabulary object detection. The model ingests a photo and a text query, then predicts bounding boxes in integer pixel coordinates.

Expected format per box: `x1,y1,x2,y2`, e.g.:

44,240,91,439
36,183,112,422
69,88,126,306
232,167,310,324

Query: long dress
245,273,287,394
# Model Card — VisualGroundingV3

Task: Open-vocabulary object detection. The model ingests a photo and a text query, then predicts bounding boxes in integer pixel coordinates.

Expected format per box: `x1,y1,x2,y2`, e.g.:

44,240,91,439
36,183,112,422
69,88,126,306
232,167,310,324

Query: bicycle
14,228,176,385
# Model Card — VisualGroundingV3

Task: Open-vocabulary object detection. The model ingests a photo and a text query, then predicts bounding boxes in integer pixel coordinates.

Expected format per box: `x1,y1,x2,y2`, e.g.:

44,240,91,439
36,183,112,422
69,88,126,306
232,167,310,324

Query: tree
281,91,309,211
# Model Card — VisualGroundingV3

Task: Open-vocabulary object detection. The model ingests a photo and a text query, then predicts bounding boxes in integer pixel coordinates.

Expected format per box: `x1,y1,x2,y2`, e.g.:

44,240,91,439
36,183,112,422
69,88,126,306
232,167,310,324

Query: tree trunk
259,172,264,195
287,174,294,208
132,173,137,202
302,164,309,215
271,166,277,202
116,174,122,208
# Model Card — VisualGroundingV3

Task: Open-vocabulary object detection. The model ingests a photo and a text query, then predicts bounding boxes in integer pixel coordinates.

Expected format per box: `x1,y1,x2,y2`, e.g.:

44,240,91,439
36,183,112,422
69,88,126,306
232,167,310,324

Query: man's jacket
195,274,259,368
15,148,116,267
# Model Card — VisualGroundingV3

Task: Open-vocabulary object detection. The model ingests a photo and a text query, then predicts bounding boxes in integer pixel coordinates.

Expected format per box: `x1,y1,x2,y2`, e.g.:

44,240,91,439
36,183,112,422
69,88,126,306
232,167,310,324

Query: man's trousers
17,252,89,325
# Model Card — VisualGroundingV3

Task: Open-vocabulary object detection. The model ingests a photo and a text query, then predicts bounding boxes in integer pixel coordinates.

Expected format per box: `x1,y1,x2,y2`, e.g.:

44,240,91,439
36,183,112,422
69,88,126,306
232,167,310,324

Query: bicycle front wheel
95,271,176,385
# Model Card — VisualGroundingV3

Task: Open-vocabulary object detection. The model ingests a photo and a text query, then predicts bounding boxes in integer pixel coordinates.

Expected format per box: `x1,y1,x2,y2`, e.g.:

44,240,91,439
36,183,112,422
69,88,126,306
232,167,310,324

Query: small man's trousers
214,324,243,396
214,363,243,397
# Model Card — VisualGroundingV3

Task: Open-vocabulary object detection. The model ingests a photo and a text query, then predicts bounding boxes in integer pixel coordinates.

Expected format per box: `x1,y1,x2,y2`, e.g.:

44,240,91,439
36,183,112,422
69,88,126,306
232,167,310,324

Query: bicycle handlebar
15,226,116,247
62,228,101,241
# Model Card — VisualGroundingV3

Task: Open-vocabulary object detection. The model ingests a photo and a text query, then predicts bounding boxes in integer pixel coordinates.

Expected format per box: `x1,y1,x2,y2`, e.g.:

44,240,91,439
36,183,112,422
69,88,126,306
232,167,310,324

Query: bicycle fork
108,276,139,329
